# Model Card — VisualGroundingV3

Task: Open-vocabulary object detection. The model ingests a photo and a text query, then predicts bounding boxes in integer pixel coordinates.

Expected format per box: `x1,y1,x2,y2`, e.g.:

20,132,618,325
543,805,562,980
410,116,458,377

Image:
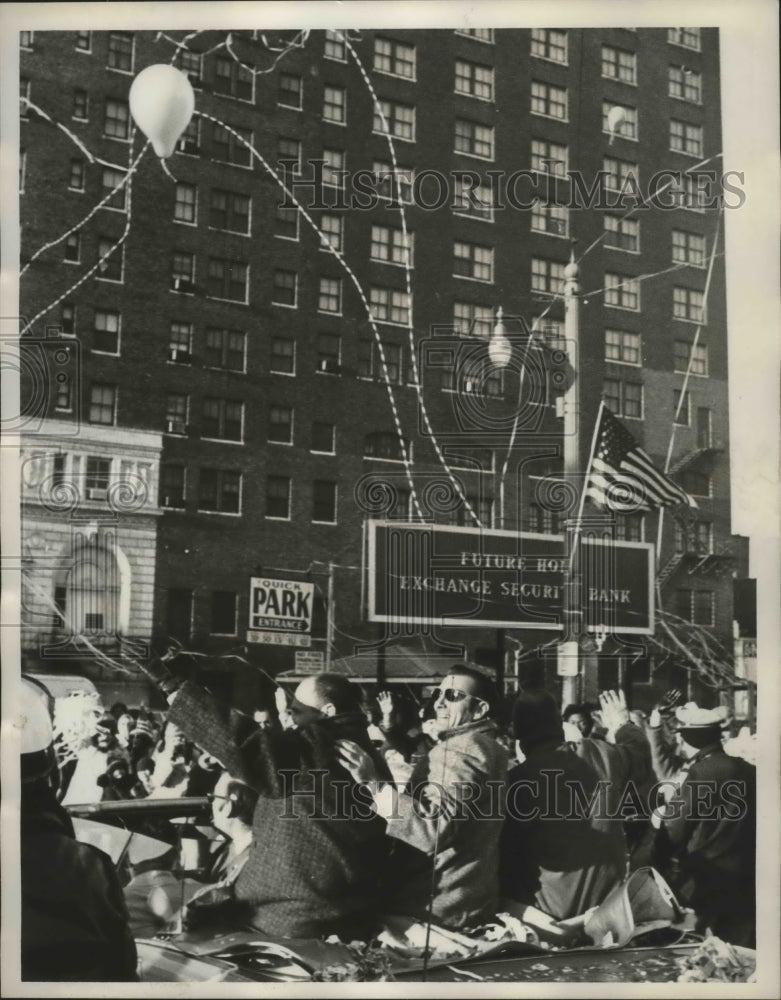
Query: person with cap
60,713,120,805
336,664,509,931
97,751,136,801
140,657,393,940
654,701,756,947
19,678,138,981
500,688,651,921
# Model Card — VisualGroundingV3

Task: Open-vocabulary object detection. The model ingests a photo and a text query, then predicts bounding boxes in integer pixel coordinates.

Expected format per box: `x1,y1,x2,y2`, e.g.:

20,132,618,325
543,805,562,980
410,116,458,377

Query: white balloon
129,64,195,159
607,105,627,136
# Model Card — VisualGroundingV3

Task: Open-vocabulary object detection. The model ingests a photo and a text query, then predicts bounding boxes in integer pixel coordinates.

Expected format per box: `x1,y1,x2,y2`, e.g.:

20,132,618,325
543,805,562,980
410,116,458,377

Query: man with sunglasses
337,665,508,931
141,659,392,941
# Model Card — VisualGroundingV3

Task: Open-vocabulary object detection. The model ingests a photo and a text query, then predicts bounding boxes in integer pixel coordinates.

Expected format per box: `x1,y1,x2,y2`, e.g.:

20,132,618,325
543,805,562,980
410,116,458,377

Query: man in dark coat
157,668,393,940
20,679,138,981
655,703,756,947
500,688,650,921
337,665,509,930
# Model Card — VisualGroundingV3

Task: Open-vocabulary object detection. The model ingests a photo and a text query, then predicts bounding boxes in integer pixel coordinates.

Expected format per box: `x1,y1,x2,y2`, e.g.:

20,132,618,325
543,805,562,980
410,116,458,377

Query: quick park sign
365,520,654,635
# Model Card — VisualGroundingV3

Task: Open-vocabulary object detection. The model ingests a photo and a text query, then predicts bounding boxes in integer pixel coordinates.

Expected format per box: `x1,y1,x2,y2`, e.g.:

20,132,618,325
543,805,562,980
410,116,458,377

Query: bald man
158,669,392,940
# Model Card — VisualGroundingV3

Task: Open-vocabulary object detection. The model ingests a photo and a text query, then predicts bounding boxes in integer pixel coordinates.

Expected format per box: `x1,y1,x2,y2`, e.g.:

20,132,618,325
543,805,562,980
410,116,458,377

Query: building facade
19,26,746,707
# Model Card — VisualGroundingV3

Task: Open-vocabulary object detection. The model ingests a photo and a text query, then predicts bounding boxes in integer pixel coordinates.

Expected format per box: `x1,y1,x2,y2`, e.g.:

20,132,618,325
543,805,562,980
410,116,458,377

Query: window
107,32,133,72
313,480,337,523
93,310,120,354
167,589,193,642
374,36,416,78
168,321,192,360
268,405,293,444
673,388,690,425
173,182,197,223
614,513,644,541
604,214,639,252
454,495,493,528
209,189,250,234
373,100,415,141
161,465,186,508
391,488,411,520
603,155,638,190
531,139,569,176
456,28,494,43
202,398,243,441
97,238,123,282
165,393,189,432
278,72,302,109
171,251,195,292
85,456,111,492
531,202,569,237
211,591,237,634
205,328,245,371
100,167,128,211
454,119,494,159
270,337,295,374
177,116,200,155
675,521,713,556
207,258,249,302
89,383,116,424
324,29,346,61
605,329,641,365
453,301,493,338
213,123,252,167
322,148,346,189
692,590,714,625
680,468,711,498
199,468,242,513
64,233,81,263
532,316,564,341
312,421,335,453
531,258,566,296
266,476,290,519
61,303,76,336
214,56,253,101
364,431,409,461
452,174,494,221
674,339,708,375
670,120,703,157
530,28,567,63
603,378,643,419
357,340,374,379
180,50,203,87
602,101,637,140
75,31,91,51
104,99,130,139
370,286,411,326
672,230,706,267
278,136,302,174
380,342,404,384
67,159,85,191
673,287,706,323
605,272,640,311
527,501,563,534
276,204,299,240
323,85,346,124
669,65,702,103
73,89,88,120
697,407,712,448
316,333,341,373
667,27,701,51
601,45,636,84
370,225,413,265
318,276,342,314
373,159,413,203
320,214,344,253
455,59,494,100
454,241,494,282
531,81,568,120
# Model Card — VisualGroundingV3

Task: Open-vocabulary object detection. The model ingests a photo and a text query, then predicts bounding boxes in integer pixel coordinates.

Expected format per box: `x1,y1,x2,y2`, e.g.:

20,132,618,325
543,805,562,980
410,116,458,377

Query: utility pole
560,251,582,706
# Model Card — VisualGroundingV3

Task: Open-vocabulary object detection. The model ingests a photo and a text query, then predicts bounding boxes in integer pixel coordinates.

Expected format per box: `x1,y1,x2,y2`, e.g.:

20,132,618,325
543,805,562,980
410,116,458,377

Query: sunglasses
437,687,481,704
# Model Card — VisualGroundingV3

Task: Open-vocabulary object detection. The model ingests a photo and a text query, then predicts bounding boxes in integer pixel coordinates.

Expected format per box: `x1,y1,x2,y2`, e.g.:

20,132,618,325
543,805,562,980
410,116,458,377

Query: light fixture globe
488,307,512,369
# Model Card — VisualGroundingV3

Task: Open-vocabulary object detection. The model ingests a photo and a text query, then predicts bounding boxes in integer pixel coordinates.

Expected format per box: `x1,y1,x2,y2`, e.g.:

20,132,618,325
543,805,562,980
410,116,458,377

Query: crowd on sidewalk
20,663,757,981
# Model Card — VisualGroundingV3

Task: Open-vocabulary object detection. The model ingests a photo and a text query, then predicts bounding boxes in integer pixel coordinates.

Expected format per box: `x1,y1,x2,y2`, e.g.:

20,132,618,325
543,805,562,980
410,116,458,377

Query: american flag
585,403,698,512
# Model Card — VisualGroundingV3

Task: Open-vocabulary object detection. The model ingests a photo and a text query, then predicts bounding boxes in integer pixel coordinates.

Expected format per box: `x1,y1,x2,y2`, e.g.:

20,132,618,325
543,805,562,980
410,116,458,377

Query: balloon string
195,109,424,522
159,158,177,182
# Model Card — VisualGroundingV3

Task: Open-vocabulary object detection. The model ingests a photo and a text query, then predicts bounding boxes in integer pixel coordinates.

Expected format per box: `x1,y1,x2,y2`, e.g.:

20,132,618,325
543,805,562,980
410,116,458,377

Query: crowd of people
20,662,757,981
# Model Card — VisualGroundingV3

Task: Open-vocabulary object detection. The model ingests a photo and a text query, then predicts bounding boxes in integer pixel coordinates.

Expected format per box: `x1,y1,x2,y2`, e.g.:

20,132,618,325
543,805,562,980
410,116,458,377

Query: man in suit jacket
153,666,392,940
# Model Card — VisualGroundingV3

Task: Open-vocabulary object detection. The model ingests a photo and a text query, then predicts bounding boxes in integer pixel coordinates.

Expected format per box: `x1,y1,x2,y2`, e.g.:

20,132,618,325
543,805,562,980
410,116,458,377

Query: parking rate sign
248,578,315,638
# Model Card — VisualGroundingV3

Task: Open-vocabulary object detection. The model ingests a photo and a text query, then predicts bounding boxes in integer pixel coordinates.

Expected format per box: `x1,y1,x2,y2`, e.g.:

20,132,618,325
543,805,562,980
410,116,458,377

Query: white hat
20,678,56,782
674,702,729,729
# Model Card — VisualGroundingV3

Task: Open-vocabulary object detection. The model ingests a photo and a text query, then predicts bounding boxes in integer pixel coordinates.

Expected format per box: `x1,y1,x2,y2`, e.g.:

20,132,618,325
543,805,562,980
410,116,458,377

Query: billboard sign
247,577,315,646
366,521,653,634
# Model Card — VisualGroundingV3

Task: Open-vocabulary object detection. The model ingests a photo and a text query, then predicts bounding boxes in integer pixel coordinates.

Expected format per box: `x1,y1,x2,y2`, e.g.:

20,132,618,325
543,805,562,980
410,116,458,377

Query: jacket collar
437,717,498,742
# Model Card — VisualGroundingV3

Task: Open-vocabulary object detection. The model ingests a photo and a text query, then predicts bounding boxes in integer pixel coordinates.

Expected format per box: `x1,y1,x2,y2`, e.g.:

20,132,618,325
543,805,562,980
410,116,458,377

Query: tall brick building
18,26,748,707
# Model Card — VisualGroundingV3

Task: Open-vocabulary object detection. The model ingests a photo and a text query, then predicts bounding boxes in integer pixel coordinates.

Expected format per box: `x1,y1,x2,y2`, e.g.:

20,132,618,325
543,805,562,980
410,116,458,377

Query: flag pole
561,250,581,705
569,398,605,569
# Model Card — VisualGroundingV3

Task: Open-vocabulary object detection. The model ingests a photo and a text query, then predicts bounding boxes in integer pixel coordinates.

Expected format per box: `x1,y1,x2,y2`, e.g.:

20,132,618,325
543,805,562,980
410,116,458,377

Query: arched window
67,548,121,635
